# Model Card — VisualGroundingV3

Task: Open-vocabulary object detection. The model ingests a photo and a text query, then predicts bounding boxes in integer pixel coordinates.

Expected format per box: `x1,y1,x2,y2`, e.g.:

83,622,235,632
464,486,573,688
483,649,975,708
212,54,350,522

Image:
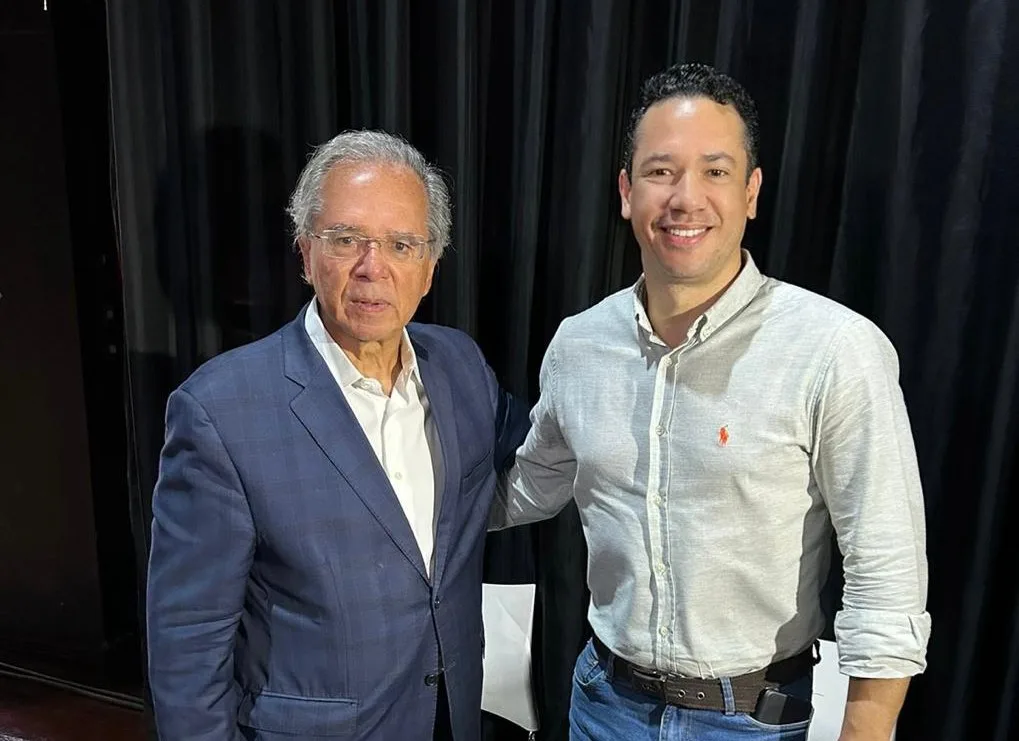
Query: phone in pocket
752,688,814,725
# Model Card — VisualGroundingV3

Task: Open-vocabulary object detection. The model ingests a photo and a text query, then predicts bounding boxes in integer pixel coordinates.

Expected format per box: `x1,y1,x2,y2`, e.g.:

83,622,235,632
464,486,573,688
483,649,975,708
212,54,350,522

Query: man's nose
667,171,707,211
352,243,388,278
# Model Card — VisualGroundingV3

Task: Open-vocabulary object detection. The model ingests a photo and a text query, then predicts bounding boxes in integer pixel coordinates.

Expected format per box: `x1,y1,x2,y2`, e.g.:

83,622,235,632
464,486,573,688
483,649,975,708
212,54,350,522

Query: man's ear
746,167,763,220
298,237,313,284
619,168,633,220
422,258,437,297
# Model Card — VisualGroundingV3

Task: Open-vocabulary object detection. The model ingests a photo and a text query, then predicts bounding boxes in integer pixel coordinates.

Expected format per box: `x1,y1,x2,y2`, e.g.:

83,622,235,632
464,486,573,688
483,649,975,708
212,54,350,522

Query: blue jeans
569,639,813,740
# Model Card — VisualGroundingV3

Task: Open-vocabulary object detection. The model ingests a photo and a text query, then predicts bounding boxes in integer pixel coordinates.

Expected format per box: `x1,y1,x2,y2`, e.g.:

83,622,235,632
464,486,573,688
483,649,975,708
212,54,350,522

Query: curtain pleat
106,2,1019,738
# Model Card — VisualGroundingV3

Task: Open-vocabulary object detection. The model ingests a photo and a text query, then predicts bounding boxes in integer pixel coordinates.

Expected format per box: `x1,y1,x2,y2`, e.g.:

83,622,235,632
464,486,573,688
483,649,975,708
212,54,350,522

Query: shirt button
659,626,670,637
656,425,666,437
393,471,403,480
650,493,662,506
424,673,439,686
655,562,667,574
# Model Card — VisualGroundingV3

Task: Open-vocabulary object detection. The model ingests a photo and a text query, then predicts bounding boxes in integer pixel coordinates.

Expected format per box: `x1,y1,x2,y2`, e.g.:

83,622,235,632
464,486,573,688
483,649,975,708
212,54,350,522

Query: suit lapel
413,335,460,591
284,312,429,583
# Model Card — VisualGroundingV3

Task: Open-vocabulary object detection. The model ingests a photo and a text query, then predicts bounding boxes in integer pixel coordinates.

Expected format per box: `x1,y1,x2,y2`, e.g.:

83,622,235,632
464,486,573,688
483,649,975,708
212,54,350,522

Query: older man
147,130,529,741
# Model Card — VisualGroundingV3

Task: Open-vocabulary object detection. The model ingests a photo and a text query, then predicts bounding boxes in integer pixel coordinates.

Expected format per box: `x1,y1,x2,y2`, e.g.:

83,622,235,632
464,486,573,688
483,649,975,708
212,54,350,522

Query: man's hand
838,677,910,741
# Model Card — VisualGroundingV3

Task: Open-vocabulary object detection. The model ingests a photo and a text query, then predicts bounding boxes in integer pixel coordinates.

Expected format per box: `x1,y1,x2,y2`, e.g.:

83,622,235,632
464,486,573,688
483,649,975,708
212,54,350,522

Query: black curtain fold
106,1,1019,739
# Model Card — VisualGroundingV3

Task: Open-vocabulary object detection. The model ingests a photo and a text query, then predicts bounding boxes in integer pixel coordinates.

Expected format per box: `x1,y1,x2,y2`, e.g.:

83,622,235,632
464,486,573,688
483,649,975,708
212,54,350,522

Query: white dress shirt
305,299,442,576
492,251,930,679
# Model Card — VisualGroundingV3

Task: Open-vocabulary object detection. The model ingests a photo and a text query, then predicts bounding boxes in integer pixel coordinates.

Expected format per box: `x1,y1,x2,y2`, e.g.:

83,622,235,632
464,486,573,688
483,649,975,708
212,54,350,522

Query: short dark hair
622,62,760,177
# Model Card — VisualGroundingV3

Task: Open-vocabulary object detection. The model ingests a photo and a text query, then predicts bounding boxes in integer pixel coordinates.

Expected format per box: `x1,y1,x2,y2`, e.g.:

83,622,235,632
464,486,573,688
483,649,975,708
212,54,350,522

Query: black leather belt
592,635,817,713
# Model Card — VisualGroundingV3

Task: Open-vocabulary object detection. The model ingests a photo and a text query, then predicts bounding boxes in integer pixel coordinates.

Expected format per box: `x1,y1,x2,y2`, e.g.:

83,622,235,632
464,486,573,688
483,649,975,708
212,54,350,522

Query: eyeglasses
307,230,433,262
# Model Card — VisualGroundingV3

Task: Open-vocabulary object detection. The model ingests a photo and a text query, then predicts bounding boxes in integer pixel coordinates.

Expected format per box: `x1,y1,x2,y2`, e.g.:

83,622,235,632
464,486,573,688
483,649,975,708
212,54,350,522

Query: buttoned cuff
834,609,932,677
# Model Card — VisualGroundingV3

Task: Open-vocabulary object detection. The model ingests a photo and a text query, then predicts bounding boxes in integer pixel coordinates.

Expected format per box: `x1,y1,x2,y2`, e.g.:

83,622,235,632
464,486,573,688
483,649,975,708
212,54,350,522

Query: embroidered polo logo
718,426,729,447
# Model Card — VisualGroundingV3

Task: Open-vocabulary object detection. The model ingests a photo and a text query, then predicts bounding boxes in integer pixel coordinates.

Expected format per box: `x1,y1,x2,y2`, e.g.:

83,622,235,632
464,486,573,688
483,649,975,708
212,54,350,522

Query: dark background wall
0,0,137,687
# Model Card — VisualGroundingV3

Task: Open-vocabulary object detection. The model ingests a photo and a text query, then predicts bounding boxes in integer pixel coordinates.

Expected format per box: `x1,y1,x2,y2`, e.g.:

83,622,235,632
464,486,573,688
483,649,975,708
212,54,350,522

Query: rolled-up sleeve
811,317,931,677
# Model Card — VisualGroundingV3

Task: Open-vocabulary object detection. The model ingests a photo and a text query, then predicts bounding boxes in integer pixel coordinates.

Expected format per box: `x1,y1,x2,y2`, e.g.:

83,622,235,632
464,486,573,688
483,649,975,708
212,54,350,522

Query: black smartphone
752,688,814,725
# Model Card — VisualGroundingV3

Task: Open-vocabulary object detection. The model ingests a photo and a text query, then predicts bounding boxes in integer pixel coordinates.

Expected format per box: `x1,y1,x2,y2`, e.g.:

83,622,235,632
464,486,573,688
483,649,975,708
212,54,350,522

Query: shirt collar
631,278,658,341
304,299,422,390
631,249,767,344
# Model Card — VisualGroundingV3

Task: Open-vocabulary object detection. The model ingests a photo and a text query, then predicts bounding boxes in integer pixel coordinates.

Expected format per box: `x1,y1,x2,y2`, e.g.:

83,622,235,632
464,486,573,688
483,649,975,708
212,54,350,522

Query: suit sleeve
488,334,577,530
147,387,255,741
458,332,532,472
491,379,532,476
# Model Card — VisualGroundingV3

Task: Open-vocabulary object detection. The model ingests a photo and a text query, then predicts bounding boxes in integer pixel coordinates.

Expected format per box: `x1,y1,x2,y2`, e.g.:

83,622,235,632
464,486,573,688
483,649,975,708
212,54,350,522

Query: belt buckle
630,668,668,699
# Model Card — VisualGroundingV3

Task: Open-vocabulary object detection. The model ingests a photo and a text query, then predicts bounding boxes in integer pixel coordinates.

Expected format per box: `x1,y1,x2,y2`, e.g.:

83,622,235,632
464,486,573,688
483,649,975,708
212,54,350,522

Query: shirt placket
382,395,408,504
645,347,679,667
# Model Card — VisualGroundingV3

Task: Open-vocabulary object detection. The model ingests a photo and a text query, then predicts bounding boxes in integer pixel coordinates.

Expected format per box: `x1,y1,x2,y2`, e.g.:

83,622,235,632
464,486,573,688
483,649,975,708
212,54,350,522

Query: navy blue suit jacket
147,308,530,741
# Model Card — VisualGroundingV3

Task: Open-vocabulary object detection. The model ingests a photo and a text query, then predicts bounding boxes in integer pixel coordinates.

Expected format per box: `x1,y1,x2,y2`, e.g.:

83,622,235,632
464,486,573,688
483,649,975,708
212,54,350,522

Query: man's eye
336,236,359,245
386,241,415,255
647,168,671,177
707,169,729,178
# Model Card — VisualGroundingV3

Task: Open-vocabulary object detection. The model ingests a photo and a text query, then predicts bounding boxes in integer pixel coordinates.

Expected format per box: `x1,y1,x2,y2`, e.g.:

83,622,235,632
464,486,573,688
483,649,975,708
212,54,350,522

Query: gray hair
287,130,451,260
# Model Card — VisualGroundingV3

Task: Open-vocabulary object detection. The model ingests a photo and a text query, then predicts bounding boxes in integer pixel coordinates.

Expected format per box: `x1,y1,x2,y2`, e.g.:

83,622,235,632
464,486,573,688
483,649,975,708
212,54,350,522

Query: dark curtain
106,1,1019,739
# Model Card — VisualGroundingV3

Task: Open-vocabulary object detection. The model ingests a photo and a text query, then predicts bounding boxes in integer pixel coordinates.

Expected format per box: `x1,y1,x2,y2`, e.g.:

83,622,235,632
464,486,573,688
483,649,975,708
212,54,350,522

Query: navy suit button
433,596,441,607
424,673,439,686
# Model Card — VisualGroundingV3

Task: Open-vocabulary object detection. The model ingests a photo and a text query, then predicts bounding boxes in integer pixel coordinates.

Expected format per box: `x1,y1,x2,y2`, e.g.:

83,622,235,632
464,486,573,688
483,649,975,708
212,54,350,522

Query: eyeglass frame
305,228,435,262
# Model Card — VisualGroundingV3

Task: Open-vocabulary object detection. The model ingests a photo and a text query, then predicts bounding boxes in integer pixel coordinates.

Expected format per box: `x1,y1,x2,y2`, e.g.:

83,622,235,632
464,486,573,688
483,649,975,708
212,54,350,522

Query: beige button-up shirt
492,252,931,679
